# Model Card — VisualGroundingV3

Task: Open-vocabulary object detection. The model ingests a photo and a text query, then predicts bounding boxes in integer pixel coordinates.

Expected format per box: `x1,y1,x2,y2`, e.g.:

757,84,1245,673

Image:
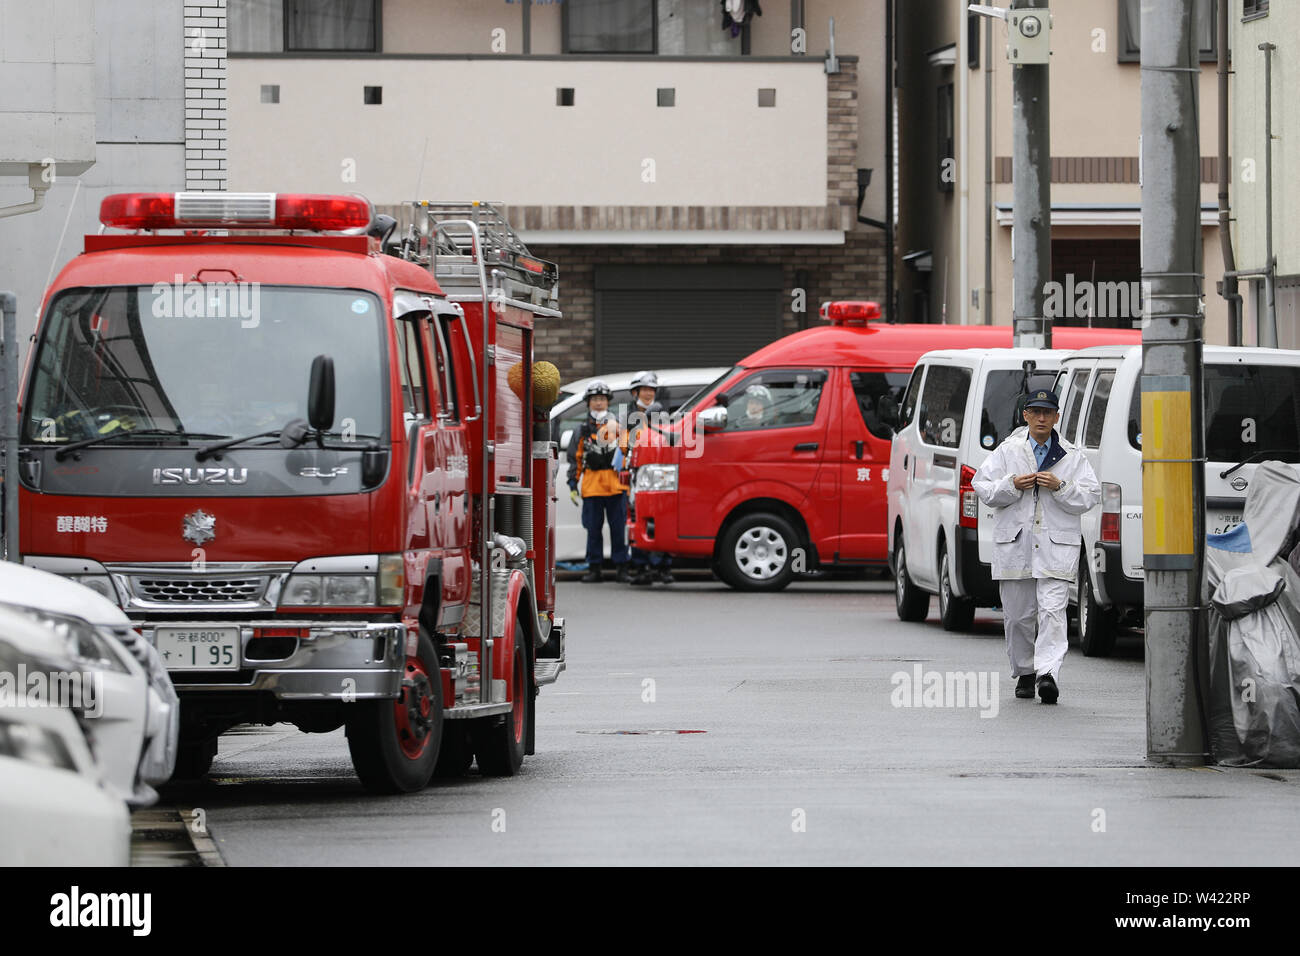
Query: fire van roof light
820,300,883,325
99,192,373,232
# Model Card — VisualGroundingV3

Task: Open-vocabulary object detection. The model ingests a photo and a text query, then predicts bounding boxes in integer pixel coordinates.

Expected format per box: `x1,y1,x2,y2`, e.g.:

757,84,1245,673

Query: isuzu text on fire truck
18,193,566,792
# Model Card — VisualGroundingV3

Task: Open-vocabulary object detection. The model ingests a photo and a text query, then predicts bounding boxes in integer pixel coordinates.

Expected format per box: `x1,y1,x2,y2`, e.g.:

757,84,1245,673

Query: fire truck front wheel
346,631,443,794
471,622,530,777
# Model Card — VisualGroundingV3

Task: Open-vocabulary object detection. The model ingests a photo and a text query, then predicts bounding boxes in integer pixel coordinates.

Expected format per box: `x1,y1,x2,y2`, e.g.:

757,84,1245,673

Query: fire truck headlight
377,554,404,606
70,574,119,605
323,575,376,606
281,575,323,606
634,464,678,492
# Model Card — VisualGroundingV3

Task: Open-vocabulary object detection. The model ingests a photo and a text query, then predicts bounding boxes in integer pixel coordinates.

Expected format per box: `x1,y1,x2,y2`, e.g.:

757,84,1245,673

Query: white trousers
999,577,1070,679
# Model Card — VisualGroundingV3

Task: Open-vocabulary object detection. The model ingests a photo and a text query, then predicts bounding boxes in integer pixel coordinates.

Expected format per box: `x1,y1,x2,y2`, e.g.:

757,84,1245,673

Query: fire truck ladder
411,201,559,312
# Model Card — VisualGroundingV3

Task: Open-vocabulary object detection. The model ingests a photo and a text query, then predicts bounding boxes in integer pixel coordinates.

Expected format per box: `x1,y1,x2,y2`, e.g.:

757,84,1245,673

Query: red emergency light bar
820,300,883,325
99,192,373,232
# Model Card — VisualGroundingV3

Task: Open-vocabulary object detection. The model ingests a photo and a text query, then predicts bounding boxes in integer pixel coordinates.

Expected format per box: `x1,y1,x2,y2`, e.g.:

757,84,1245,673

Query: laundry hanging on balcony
721,0,763,37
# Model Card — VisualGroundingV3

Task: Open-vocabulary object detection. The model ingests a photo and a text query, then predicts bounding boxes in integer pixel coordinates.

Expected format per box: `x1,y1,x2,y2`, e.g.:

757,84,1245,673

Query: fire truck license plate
156,627,241,671
1208,512,1243,536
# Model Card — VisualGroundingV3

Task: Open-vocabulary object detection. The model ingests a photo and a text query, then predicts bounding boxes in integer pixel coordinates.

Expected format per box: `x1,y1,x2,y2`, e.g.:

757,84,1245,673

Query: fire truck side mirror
308,354,336,432
698,406,728,432
559,429,573,451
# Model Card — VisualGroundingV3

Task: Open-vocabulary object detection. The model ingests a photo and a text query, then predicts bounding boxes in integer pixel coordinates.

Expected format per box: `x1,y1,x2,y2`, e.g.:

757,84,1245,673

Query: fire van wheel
938,543,976,632
346,631,443,794
471,623,530,777
717,512,798,592
1078,555,1119,658
433,723,474,779
894,539,930,622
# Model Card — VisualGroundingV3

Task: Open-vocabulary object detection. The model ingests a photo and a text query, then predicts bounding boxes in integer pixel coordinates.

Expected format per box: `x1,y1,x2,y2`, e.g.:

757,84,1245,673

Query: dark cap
1024,389,1059,410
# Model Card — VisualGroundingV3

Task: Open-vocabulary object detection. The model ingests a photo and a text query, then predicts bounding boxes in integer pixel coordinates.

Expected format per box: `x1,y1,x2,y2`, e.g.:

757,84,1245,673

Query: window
1118,0,1217,62
899,365,925,428
968,12,981,69
937,83,955,193
229,0,380,53
1243,0,1268,20
564,0,655,54
1203,363,1300,463
1062,369,1092,444
1082,370,1115,449
395,318,429,422
917,365,972,449
850,371,911,441
720,369,827,432
979,370,1037,451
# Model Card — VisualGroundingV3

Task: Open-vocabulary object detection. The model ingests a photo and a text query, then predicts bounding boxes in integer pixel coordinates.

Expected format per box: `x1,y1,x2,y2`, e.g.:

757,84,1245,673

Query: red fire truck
17,193,566,792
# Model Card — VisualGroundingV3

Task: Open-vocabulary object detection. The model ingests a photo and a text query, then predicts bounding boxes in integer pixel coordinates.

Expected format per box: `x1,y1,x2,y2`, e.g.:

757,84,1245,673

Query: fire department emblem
183,509,217,545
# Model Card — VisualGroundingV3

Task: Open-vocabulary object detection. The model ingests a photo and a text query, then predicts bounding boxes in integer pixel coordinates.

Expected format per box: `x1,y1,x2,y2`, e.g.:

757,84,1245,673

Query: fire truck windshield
23,286,387,447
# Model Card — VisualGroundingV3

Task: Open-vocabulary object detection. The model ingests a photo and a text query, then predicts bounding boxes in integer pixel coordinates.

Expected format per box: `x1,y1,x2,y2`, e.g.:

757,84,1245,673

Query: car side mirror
698,406,727,432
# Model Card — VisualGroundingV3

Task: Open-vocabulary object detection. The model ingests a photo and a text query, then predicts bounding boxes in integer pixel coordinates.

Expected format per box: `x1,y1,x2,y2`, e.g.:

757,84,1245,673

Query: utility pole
1,291,17,562
1140,0,1207,766
1009,0,1051,347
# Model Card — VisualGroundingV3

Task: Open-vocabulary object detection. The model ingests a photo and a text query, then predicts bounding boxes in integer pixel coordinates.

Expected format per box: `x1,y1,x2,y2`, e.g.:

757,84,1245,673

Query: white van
1056,345,1300,656
888,349,1064,630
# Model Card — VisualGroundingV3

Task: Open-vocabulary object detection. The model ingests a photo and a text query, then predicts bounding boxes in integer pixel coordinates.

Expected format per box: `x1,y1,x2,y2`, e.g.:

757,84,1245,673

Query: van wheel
894,539,930,622
171,734,217,782
938,543,975,631
346,631,443,793
717,513,798,592
1078,554,1118,657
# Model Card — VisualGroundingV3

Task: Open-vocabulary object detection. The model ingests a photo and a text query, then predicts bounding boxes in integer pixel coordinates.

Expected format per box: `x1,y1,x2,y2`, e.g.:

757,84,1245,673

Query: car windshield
978,369,1059,450
673,366,742,419
23,286,387,445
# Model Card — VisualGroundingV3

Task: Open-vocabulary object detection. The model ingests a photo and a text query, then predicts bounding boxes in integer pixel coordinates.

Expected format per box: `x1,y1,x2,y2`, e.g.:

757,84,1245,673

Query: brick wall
184,1,227,190
531,224,889,381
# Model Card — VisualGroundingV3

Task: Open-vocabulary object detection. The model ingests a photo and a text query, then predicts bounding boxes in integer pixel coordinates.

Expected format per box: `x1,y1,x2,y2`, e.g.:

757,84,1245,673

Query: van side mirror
560,429,573,451
698,406,727,432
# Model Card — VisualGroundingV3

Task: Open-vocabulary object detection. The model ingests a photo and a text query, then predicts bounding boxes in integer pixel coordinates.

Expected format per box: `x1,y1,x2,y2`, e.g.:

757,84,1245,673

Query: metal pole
1141,0,1207,766
984,9,994,324
1216,0,1240,346
1259,42,1277,348
885,0,895,321
1,292,18,562
1010,0,1050,347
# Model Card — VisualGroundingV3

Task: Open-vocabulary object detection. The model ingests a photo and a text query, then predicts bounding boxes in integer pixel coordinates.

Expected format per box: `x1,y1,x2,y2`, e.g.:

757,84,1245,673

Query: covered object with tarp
1205,462,1300,766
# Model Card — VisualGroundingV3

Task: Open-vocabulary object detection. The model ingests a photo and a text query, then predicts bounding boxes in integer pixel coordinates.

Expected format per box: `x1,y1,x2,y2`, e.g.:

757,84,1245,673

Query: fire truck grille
133,576,266,604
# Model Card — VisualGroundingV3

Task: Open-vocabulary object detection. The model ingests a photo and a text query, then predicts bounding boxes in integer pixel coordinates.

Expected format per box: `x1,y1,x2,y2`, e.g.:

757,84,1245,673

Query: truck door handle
794,442,819,452
855,440,864,459
903,454,909,470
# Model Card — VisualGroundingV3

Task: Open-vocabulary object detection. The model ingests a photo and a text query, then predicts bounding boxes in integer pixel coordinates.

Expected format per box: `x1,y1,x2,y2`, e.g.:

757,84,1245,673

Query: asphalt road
158,573,1300,866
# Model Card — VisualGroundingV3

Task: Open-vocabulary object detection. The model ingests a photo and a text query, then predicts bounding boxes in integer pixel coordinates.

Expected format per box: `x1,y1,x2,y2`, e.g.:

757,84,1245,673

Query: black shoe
1036,673,1059,704
615,565,632,583
1015,675,1035,699
581,565,603,583
657,569,675,584
628,567,653,586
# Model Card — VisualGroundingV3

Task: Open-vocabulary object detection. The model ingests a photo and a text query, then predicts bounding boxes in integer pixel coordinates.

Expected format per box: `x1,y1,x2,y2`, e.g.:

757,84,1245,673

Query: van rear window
1204,364,1300,463
979,370,1038,450
918,365,972,449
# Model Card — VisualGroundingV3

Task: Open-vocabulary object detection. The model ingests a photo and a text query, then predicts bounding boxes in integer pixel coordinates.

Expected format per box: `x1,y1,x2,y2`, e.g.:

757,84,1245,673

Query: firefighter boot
615,564,632,584
581,564,604,583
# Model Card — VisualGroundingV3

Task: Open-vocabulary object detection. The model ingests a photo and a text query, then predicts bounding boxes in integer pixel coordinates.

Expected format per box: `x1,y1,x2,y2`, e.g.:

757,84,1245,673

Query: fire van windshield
23,286,388,448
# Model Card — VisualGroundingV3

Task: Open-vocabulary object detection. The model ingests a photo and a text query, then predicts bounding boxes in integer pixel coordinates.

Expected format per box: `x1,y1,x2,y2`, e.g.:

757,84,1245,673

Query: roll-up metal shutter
594,264,784,373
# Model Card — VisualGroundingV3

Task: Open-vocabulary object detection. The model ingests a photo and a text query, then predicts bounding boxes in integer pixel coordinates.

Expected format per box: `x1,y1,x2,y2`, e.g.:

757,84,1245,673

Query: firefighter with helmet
625,371,674,586
742,383,773,426
567,380,631,582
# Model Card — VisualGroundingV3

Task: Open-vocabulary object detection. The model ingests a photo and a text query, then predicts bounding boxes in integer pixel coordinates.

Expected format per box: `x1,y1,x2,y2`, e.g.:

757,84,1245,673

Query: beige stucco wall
1230,5,1298,277
227,57,828,207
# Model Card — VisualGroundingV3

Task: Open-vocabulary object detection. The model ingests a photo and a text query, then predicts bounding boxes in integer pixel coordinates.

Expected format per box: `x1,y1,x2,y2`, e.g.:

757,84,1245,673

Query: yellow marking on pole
1142,389,1194,555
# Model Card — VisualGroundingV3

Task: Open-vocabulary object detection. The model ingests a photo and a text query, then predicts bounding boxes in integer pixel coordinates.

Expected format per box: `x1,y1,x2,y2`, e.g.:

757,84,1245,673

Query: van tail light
1100,481,1122,543
960,464,979,529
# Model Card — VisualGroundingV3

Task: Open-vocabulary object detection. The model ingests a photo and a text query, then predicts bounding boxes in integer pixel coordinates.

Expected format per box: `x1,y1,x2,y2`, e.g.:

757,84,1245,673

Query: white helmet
629,371,660,390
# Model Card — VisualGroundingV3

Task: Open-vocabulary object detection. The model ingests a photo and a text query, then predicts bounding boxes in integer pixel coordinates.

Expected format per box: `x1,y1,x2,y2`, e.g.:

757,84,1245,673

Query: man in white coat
972,388,1100,703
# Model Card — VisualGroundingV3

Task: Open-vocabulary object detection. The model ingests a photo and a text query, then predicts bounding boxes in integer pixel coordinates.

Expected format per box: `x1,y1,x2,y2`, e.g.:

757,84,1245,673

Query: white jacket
972,426,1101,581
